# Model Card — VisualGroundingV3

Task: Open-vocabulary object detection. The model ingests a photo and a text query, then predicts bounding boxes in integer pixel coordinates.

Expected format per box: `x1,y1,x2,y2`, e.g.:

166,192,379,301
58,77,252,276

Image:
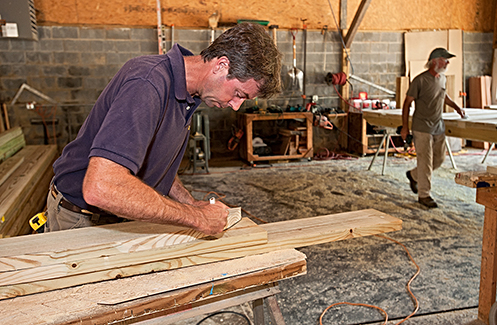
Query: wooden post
340,0,347,30
476,186,497,324
341,47,351,112
2,103,9,130
491,2,497,104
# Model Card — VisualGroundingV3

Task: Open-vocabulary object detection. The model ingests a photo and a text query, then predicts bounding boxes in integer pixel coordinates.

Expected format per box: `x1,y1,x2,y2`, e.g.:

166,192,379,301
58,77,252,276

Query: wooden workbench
1,249,306,325
455,166,497,324
238,112,313,164
0,209,402,324
361,108,497,143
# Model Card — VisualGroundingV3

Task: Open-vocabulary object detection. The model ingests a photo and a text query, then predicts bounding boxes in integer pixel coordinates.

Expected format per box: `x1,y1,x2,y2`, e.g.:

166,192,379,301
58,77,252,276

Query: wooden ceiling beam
344,0,372,48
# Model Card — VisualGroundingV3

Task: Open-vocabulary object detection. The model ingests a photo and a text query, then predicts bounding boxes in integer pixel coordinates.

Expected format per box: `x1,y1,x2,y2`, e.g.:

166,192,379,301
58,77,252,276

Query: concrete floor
177,147,496,325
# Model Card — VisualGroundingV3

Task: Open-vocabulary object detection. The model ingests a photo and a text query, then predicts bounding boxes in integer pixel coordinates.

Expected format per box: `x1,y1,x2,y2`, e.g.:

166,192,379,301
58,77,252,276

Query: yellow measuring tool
29,212,47,233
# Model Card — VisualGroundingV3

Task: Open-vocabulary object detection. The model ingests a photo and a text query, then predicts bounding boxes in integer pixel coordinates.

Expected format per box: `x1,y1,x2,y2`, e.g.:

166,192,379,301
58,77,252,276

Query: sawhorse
369,127,458,175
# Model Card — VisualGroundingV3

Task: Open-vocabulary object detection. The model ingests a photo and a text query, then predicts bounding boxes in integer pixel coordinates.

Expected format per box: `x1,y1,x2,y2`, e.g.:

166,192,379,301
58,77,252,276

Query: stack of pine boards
0,209,402,301
0,126,58,237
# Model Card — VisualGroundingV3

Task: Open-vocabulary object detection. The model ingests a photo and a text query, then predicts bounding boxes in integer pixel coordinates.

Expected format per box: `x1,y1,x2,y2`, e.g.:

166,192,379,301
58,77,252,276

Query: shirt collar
167,44,197,106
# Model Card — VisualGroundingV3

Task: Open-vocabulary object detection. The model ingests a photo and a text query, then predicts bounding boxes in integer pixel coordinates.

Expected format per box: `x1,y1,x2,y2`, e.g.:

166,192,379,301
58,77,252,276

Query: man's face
434,57,449,74
200,59,261,111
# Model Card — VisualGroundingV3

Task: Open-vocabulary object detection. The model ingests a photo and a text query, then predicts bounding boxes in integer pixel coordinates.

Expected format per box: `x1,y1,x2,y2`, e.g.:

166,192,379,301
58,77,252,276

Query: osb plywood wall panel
34,0,494,32
362,0,492,31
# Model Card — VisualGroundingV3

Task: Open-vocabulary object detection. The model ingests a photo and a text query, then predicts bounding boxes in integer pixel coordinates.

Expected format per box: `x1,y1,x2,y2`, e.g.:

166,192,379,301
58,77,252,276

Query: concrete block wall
0,26,493,159
463,32,494,106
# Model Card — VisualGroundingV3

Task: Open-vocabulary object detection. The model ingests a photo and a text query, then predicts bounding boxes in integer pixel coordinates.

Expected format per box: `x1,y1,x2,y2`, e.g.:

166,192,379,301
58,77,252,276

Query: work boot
418,196,438,208
406,171,418,194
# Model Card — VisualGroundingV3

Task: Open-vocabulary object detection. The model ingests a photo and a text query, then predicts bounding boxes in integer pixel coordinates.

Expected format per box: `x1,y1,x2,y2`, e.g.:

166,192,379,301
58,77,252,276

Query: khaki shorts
44,182,126,232
44,186,94,232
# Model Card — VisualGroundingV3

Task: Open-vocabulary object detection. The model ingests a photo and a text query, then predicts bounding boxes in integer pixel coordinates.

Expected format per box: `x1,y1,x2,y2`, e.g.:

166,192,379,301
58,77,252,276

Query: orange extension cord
193,189,420,324
319,234,420,325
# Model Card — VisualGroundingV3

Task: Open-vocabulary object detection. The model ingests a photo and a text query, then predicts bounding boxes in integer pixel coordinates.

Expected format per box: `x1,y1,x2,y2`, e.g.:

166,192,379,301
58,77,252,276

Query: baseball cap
428,48,456,60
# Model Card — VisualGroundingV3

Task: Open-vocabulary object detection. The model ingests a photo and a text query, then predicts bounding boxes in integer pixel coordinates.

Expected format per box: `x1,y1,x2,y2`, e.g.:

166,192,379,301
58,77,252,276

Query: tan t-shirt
407,70,446,135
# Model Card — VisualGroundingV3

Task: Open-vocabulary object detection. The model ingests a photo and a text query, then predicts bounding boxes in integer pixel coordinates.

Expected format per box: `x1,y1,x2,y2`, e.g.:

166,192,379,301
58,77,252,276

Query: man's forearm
169,175,196,205
83,157,200,227
445,95,461,111
402,96,413,128
82,157,228,235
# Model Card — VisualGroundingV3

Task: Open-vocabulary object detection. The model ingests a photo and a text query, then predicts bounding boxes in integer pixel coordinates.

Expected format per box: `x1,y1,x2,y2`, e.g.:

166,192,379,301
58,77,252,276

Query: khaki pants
408,130,446,198
44,184,94,232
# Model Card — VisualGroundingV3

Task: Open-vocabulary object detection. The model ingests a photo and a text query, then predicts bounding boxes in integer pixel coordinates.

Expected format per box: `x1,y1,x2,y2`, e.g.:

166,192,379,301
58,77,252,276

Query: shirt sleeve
89,78,163,175
407,75,421,99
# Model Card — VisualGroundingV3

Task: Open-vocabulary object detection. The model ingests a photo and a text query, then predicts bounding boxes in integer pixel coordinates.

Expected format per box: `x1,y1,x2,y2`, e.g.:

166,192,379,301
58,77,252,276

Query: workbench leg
265,295,286,325
253,298,265,325
478,207,497,324
446,138,457,170
482,143,495,164
368,133,388,171
382,135,391,176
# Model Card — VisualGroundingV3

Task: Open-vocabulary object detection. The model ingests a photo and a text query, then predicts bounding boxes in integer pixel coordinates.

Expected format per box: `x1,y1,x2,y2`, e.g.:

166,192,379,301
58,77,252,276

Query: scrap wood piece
0,249,306,325
0,209,400,300
225,207,241,230
455,171,497,188
0,217,265,287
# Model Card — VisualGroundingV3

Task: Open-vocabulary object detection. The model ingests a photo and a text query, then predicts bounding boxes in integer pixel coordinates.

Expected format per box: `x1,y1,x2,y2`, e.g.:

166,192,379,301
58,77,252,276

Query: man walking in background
401,48,465,208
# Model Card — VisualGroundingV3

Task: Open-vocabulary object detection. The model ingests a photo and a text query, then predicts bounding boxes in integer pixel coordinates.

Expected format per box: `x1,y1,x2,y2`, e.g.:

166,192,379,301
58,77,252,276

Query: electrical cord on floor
319,234,420,325
195,310,251,325
314,147,357,161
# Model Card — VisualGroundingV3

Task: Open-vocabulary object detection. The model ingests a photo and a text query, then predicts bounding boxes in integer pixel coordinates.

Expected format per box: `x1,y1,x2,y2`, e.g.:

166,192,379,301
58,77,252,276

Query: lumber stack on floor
0,209,402,300
0,127,25,163
0,144,58,238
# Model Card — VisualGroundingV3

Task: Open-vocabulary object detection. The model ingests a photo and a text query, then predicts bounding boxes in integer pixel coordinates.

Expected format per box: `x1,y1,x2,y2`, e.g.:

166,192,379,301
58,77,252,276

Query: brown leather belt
50,184,126,224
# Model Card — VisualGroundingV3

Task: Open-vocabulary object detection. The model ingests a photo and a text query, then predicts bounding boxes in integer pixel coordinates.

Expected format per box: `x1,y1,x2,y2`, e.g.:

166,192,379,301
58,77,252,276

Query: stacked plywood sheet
0,209,402,300
0,144,58,238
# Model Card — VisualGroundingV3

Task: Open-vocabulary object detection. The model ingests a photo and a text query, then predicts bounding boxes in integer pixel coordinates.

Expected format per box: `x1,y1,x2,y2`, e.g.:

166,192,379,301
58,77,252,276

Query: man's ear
213,56,230,74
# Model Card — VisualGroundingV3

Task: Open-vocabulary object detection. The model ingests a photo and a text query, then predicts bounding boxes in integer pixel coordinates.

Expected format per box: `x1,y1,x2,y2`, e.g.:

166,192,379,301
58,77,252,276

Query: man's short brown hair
200,23,282,98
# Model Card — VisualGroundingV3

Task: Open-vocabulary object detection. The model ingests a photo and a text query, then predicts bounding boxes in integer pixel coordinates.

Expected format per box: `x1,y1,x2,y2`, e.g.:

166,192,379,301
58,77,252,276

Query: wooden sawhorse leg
445,138,457,169
368,132,391,176
253,295,286,325
482,143,495,164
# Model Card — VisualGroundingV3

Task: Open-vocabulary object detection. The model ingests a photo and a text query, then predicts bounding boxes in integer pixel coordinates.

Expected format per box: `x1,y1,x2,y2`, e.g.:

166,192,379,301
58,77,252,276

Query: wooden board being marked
0,217,264,287
0,209,401,300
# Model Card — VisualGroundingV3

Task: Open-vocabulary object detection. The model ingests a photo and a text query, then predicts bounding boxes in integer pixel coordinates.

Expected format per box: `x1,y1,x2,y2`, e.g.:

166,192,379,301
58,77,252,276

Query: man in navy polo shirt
46,23,282,234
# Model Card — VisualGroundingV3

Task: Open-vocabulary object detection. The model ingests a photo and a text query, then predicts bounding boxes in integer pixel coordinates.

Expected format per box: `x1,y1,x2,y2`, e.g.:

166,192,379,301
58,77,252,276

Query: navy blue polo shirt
53,44,201,211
